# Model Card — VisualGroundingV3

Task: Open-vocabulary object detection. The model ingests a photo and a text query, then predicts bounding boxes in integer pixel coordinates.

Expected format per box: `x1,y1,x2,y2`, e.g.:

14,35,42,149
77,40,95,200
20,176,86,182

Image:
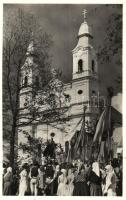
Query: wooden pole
107,87,114,161
83,106,87,162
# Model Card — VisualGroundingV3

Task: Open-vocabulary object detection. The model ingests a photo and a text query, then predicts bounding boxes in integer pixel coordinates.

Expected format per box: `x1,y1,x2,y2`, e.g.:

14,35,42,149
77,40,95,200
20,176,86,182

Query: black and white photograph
2,2,123,196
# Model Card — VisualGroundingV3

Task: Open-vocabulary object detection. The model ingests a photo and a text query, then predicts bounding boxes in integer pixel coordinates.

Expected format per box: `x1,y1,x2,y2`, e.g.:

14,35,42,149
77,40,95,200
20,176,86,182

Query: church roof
78,21,92,38
26,40,36,56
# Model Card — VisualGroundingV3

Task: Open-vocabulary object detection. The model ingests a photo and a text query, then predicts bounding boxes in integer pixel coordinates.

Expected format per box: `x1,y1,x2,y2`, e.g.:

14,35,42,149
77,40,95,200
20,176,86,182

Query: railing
73,70,98,79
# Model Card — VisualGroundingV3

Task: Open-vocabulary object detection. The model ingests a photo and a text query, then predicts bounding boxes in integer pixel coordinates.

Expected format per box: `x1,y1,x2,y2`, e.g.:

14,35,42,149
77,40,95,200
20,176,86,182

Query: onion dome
26,32,37,56
78,9,93,38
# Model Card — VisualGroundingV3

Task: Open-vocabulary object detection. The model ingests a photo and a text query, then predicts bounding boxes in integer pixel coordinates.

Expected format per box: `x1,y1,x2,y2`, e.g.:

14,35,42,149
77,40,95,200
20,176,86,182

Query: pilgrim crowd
3,155,122,196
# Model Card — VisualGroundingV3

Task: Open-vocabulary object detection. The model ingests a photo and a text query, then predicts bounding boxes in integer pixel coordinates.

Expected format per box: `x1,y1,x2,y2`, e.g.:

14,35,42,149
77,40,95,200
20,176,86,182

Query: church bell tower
72,9,98,80
71,9,99,122
19,37,40,124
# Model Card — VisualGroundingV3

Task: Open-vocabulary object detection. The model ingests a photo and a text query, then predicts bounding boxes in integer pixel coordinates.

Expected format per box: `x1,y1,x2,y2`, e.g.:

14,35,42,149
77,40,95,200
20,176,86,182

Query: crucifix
82,9,87,21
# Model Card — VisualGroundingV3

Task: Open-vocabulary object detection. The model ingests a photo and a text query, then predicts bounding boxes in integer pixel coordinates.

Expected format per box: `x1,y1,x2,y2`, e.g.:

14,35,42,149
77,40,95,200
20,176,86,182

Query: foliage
3,8,53,118
18,130,64,164
18,69,70,126
3,8,53,166
3,7,70,166
19,131,46,154
97,5,122,93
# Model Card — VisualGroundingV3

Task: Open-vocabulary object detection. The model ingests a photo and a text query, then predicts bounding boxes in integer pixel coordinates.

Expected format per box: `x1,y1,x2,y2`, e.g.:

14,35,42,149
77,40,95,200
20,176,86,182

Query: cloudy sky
4,4,122,95
3,4,122,148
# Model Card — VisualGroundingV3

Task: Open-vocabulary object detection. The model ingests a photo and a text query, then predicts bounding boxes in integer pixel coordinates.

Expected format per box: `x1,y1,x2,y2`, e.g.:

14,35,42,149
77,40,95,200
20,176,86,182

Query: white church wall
36,123,64,145
32,117,83,148
77,36,91,48
72,49,89,78
72,80,90,103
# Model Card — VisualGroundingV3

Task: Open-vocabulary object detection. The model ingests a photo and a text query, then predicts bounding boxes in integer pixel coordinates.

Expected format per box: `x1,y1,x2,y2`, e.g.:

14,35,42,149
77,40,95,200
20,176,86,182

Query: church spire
78,9,92,38
26,32,36,56
72,9,98,80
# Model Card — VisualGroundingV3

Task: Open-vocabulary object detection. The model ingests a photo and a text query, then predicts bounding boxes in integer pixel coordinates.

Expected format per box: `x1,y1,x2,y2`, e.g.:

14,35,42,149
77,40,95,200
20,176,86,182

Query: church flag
66,142,72,163
111,106,122,128
98,106,122,142
73,118,85,156
93,106,110,144
65,118,82,162
92,105,122,162
92,105,111,162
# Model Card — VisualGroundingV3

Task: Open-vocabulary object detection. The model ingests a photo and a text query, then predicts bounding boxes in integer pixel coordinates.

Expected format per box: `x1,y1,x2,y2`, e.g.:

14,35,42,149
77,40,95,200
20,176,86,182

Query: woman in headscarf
38,165,46,195
103,165,117,196
66,168,74,196
18,163,28,195
57,168,68,196
29,161,39,195
112,158,122,196
3,167,13,195
73,165,89,196
52,165,61,195
88,162,102,196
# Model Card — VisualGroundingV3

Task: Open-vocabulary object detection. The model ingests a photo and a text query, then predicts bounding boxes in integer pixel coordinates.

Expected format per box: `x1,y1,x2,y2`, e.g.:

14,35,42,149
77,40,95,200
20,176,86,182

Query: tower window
78,59,83,73
92,60,95,72
24,76,28,87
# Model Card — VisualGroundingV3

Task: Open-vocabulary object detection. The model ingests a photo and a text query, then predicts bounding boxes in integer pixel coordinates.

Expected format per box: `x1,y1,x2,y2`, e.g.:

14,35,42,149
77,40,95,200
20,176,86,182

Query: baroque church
18,10,106,159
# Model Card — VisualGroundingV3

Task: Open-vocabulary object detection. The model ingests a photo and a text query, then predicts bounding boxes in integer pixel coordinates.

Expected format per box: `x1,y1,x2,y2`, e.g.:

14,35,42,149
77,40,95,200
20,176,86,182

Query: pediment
72,45,83,54
72,45,93,54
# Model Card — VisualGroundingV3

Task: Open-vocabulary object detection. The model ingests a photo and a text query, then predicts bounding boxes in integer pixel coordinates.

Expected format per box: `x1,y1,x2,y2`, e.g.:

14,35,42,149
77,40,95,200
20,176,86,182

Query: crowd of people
3,156,122,196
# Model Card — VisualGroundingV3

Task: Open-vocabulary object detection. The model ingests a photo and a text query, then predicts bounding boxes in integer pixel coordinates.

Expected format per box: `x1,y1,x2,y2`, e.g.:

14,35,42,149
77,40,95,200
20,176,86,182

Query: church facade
18,11,105,159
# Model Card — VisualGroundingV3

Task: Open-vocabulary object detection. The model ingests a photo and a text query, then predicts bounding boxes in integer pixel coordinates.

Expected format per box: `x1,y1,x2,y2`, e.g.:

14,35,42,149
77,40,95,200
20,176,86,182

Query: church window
91,91,97,106
24,76,28,87
78,59,83,72
76,130,80,137
66,94,70,98
92,90,96,95
78,90,83,95
24,102,28,107
65,94,71,102
92,60,95,72
50,132,55,138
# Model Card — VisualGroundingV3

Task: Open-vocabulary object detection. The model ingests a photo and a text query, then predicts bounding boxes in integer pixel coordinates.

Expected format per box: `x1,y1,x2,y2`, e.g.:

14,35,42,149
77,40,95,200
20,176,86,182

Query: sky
4,4,122,95
2,4,123,157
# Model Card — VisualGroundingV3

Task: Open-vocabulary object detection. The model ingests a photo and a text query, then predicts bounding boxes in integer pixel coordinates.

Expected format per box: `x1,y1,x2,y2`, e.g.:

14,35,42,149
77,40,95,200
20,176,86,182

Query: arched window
92,90,96,95
78,59,83,72
91,90,97,107
92,60,95,72
24,76,28,87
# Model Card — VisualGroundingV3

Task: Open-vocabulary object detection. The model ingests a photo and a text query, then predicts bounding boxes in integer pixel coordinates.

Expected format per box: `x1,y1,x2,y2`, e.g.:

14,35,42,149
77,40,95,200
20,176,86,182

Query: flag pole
83,105,87,163
107,87,114,161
